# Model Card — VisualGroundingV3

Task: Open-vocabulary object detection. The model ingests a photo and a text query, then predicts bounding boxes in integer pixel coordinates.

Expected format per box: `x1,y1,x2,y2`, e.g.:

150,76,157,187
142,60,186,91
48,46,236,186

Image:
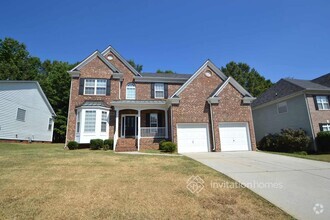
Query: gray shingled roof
79,101,110,108
284,78,330,90
141,72,192,79
252,76,330,108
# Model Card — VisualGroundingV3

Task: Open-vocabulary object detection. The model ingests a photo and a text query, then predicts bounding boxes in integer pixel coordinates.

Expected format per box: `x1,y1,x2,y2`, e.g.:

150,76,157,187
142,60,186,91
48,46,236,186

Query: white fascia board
69,51,119,73
101,45,142,77
212,77,253,98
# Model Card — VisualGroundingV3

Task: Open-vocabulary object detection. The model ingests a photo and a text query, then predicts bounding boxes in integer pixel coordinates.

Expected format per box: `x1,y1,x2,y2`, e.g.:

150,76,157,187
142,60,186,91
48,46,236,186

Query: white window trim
321,123,330,131
84,110,97,133
126,83,136,100
154,83,165,99
101,111,108,133
48,118,53,131
76,111,81,133
277,101,288,114
316,96,330,110
150,113,158,133
84,79,107,96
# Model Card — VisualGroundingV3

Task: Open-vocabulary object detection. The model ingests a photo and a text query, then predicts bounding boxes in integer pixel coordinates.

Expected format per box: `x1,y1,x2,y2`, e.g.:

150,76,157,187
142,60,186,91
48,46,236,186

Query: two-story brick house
66,46,256,152
252,73,330,150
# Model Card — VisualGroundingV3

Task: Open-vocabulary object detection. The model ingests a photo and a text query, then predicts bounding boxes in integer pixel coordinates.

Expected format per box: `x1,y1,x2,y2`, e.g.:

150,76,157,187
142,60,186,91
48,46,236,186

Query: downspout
208,101,216,151
304,93,317,151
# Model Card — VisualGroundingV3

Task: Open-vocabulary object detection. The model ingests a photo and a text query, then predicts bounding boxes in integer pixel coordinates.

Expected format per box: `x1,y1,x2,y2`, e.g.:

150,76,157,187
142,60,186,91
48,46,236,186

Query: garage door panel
219,123,250,152
177,124,209,153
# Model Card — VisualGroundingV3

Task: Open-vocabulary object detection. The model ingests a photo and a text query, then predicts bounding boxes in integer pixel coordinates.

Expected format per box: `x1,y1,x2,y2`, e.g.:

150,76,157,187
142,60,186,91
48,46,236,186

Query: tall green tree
221,61,272,97
38,60,74,143
0,38,41,80
128,59,143,72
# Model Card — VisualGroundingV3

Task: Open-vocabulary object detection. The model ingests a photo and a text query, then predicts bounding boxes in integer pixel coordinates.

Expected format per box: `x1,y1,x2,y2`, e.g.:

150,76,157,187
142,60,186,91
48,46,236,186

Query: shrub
90,139,104,150
257,129,310,153
103,139,114,150
162,141,177,153
316,131,330,152
159,139,167,150
278,129,310,152
67,141,78,150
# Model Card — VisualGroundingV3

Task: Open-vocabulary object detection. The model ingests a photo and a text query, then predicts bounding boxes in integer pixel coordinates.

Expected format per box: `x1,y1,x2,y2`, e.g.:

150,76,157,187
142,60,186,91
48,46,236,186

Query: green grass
140,149,178,154
261,151,330,162
0,142,291,219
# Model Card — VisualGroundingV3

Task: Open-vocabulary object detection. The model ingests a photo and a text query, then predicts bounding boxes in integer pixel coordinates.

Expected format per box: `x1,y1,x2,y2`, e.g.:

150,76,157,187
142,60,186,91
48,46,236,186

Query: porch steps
115,138,137,152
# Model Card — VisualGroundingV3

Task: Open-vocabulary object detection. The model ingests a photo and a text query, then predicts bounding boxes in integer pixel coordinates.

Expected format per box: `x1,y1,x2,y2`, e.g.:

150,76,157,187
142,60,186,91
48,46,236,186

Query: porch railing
140,127,166,138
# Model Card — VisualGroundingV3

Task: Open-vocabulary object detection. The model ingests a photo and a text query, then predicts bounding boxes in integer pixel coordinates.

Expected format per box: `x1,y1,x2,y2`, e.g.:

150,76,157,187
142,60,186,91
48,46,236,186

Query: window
84,79,107,95
16,108,26,121
316,96,330,110
150,113,158,127
101,111,108,132
48,118,53,131
126,83,136,99
321,123,330,131
76,111,81,133
84,110,96,132
277,102,288,114
154,83,164,98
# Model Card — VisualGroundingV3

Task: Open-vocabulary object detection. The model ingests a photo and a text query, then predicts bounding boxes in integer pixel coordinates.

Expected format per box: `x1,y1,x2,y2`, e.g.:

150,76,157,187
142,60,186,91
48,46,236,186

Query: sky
0,0,329,82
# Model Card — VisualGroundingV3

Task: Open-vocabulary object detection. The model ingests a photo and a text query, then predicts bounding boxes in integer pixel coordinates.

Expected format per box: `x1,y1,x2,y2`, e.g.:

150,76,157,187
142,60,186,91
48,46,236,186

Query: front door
125,116,136,137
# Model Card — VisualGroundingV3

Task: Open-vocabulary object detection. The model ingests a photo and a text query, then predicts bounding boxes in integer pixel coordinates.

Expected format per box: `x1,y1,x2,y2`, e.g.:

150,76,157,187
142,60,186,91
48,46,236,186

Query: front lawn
261,151,330,163
0,143,291,219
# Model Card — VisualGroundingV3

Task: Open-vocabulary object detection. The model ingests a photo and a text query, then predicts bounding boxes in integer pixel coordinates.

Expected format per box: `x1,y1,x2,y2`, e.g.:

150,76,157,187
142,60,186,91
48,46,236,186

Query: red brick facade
306,94,330,136
66,47,256,152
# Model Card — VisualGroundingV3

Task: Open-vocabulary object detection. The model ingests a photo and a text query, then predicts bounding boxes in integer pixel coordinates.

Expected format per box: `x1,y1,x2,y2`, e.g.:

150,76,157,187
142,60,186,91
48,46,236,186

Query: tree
127,59,143,72
156,69,175,74
0,38,41,80
221,61,272,97
38,60,74,143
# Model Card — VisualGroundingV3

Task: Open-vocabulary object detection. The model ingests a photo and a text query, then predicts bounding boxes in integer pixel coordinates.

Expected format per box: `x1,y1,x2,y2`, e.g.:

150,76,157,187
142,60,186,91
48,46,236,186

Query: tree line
0,37,272,142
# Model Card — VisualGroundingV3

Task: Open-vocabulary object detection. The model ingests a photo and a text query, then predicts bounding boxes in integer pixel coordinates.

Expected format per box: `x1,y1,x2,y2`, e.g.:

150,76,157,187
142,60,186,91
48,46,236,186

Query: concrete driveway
183,151,330,220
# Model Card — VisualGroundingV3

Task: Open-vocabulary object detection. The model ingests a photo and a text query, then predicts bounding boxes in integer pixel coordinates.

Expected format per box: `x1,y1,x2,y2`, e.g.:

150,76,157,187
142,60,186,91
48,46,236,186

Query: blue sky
1,0,329,82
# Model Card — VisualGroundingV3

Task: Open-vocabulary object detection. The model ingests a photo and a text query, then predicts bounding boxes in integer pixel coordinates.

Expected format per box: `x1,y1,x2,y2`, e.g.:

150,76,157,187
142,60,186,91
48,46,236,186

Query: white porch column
137,109,141,151
164,109,168,139
114,109,119,151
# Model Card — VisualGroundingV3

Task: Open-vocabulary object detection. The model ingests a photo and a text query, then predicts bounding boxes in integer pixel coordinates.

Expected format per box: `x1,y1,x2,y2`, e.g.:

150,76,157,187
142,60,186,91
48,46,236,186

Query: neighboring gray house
252,73,330,149
0,81,56,142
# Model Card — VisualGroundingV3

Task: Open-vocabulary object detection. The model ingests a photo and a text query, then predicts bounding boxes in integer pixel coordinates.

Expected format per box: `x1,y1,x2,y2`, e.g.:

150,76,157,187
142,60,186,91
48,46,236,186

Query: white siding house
0,81,56,142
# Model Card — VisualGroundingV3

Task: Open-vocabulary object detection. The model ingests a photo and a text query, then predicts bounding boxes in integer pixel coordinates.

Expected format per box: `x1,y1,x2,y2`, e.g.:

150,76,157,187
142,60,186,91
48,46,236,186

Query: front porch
112,100,170,151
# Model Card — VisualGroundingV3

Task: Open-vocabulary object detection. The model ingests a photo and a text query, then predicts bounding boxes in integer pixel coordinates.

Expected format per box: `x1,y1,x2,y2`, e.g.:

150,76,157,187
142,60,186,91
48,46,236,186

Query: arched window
126,83,136,100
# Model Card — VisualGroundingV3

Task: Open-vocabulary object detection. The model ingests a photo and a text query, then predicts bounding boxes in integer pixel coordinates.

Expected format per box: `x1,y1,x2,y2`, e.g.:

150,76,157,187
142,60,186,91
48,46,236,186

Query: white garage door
219,122,251,151
177,124,210,153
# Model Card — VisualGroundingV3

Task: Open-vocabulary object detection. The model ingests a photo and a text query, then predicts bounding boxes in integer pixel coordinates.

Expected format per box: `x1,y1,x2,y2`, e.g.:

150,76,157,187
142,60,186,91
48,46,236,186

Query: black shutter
319,124,324,131
106,79,111,95
79,78,85,95
313,96,319,110
151,83,155,98
146,113,150,127
158,113,163,127
164,83,168,98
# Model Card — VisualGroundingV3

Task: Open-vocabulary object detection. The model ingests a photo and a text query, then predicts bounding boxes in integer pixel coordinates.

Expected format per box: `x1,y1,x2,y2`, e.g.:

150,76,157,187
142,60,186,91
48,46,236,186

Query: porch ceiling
111,100,169,110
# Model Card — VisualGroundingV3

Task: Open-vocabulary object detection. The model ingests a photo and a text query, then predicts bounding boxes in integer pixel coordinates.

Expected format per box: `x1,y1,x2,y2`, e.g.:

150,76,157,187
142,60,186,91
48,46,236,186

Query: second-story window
126,83,136,100
154,83,164,99
84,79,107,95
316,96,330,110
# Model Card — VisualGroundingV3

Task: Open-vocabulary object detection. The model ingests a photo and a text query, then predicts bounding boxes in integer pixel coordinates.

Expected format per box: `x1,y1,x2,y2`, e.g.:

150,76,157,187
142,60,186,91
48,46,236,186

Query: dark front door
125,116,136,137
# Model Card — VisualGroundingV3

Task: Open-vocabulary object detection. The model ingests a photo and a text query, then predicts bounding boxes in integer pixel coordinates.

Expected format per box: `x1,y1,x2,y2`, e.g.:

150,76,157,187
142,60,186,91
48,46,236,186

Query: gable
171,60,227,98
78,55,114,78
69,51,119,74
101,46,141,77
252,79,303,108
